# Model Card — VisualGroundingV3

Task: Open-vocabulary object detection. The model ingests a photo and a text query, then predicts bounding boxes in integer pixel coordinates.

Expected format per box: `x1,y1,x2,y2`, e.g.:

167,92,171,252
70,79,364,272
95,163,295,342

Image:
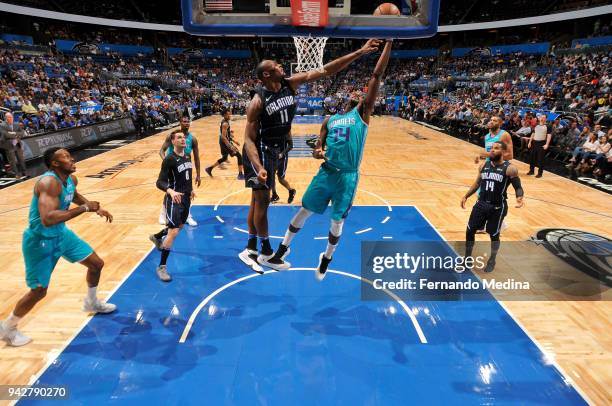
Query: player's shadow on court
184,288,298,341
290,304,415,365
168,250,271,280
61,315,218,382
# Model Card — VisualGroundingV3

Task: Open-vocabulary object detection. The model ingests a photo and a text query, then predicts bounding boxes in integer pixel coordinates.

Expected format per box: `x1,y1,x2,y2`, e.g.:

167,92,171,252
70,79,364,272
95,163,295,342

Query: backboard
181,0,440,39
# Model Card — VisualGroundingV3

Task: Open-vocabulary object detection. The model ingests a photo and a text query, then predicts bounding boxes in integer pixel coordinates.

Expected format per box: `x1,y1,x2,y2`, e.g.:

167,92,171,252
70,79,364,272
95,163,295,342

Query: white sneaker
156,265,172,282
239,249,263,274
0,322,32,347
83,298,117,314
186,215,198,226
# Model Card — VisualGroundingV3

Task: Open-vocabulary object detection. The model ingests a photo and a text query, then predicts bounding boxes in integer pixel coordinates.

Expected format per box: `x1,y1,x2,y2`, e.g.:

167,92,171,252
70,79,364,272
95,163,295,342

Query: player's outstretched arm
38,176,96,226
70,175,113,222
360,40,392,124
191,136,201,187
501,132,514,160
313,117,330,159
159,134,171,160
507,164,524,208
288,39,381,89
461,163,484,209
243,95,265,180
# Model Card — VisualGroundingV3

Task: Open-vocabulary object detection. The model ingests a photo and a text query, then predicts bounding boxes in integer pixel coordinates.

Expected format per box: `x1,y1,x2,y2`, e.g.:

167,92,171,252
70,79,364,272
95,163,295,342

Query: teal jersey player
300,108,368,222
260,39,393,281
324,107,369,172
0,148,116,348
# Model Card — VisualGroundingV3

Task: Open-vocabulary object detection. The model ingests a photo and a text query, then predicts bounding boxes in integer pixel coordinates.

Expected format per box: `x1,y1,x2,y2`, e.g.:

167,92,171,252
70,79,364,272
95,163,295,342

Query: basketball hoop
293,35,328,73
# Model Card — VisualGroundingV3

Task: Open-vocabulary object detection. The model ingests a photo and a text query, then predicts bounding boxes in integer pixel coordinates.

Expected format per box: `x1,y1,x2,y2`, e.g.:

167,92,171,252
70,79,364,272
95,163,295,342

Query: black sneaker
483,260,496,273
526,171,534,176
288,189,296,204
316,253,332,281
205,167,213,177
271,193,280,204
535,173,543,178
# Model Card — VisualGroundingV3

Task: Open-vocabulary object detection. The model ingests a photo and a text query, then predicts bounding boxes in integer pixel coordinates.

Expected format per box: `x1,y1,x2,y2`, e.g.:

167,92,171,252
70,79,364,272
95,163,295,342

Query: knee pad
291,208,313,229
330,219,344,238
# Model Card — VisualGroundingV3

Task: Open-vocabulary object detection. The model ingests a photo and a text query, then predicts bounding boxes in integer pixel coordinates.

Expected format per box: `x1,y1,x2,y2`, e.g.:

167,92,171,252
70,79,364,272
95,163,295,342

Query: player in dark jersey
205,109,244,179
462,141,524,273
150,130,194,282
158,115,200,226
239,39,382,272
271,131,296,204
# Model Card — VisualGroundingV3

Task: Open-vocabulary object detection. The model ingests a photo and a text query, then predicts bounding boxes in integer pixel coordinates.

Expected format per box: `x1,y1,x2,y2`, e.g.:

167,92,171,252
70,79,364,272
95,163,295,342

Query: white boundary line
12,247,155,406
412,206,594,405
355,227,373,235
179,267,427,344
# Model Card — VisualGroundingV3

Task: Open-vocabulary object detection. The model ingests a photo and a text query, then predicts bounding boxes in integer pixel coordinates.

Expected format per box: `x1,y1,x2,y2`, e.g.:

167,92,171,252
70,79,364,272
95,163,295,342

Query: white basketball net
293,35,328,72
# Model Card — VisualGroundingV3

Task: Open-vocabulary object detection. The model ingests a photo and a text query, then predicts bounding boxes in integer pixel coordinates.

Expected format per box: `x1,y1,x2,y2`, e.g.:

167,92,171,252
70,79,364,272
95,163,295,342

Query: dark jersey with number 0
478,160,510,205
156,152,193,195
256,78,296,148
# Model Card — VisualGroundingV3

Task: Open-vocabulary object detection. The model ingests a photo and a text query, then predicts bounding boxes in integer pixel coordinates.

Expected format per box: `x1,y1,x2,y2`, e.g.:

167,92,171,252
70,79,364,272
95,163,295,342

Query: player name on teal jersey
325,108,368,172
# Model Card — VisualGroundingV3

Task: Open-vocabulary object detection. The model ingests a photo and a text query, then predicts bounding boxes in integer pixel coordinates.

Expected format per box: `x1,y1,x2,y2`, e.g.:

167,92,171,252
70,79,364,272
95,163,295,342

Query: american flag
205,0,233,11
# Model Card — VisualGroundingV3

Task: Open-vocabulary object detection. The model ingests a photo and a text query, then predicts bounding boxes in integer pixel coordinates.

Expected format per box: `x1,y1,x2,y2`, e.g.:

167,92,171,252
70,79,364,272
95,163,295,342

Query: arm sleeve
156,157,171,192
510,176,524,197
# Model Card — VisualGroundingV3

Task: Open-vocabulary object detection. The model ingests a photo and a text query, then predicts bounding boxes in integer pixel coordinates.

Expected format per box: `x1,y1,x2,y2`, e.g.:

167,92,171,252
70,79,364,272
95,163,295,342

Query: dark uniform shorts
467,200,508,237
243,144,281,190
164,194,191,228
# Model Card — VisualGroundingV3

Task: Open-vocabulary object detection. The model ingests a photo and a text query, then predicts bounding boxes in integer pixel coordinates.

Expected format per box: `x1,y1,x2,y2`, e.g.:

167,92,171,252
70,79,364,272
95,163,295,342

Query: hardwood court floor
0,115,609,405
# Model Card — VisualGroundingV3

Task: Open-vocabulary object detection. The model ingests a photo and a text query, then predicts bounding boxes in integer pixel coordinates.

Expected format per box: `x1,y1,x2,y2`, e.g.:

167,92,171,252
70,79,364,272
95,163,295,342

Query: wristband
81,205,89,213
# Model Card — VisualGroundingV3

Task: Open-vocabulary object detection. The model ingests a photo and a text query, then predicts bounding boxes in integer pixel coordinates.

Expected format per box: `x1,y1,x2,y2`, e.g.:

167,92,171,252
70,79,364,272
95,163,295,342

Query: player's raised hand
96,208,113,223
360,39,382,55
460,196,468,209
257,168,267,184
515,196,524,208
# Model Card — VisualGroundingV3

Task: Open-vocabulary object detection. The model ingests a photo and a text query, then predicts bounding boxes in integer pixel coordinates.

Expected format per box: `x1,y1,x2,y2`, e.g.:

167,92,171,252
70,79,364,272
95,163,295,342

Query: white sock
282,229,297,247
5,312,20,329
87,286,97,302
324,242,338,259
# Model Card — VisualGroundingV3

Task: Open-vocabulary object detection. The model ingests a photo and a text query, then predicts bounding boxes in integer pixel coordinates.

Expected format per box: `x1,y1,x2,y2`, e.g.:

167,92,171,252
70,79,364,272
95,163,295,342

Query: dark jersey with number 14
156,152,193,195
478,160,510,205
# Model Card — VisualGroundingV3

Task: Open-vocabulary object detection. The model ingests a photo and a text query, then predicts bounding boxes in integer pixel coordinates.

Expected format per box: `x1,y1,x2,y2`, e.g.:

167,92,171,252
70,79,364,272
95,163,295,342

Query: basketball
374,3,401,16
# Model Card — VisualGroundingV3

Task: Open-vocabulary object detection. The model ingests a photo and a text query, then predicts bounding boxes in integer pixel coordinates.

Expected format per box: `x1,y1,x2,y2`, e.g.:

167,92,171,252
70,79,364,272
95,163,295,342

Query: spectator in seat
568,131,598,170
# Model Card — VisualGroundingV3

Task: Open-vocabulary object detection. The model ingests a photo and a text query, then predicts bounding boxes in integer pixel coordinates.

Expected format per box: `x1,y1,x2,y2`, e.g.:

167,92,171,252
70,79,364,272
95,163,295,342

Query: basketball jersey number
280,110,289,124
333,127,350,142
186,171,190,181
485,180,494,192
